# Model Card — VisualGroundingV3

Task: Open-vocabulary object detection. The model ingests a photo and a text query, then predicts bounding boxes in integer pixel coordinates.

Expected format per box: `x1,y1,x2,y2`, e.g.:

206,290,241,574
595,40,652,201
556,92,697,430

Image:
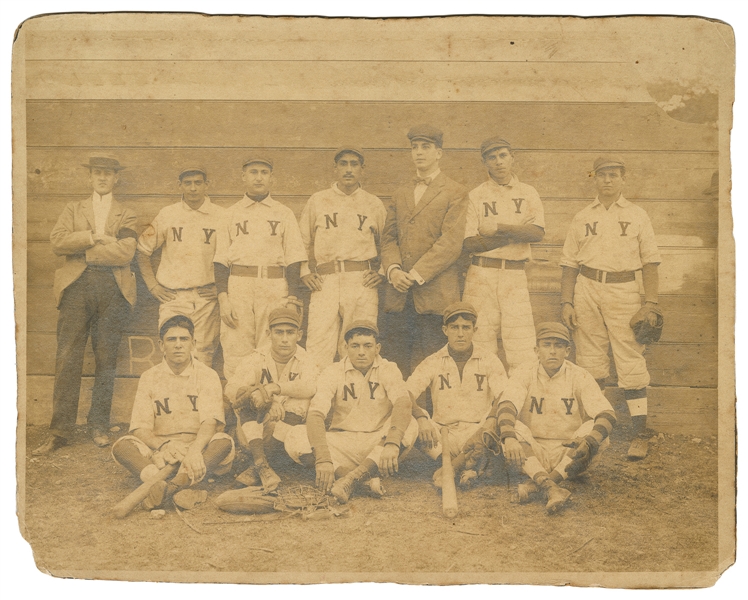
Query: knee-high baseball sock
248,437,268,466
624,388,648,436
202,438,233,472
113,439,153,480
596,378,607,391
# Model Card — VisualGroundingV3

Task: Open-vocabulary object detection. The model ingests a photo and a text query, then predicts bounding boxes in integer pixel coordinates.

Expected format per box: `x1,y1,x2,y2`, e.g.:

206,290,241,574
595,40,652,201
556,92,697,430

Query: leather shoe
91,427,111,448
32,435,67,456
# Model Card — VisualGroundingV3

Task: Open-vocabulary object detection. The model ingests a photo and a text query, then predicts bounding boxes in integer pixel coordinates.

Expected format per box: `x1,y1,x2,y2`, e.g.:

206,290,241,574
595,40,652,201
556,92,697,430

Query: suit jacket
381,172,468,314
50,196,138,307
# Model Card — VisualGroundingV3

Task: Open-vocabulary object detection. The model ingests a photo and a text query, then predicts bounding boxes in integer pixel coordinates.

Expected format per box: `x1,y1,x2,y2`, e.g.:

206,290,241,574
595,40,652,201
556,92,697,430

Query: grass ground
21,418,719,581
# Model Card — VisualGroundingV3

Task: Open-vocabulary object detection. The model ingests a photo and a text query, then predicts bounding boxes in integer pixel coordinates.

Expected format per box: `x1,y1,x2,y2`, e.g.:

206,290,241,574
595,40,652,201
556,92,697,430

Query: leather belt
230,265,286,279
580,265,636,284
471,256,526,270
84,265,113,272
316,260,371,275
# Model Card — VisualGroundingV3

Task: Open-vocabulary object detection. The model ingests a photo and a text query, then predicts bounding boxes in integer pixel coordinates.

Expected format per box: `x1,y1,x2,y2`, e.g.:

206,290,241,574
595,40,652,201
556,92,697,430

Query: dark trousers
379,292,445,379
49,268,130,439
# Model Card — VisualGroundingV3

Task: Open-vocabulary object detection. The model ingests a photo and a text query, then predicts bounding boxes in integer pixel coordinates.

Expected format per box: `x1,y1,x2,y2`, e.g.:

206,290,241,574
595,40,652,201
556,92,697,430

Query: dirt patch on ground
21,419,718,580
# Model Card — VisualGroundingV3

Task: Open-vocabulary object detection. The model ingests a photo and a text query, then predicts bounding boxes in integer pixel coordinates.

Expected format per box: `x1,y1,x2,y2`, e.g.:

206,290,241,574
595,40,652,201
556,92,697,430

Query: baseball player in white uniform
224,307,319,491
283,320,419,504
560,157,661,460
213,157,307,380
300,146,386,369
111,315,235,510
137,167,224,366
405,302,508,486
462,137,545,372
489,322,617,513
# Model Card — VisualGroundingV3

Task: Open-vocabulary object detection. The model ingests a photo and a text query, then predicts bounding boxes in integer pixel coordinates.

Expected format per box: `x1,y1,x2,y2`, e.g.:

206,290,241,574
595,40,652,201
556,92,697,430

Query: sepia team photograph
7,7,738,591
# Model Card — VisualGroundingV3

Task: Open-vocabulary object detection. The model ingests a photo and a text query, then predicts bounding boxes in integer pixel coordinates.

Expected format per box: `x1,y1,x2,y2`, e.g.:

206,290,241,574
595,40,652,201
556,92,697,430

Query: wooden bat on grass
111,463,178,519
440,426,458,519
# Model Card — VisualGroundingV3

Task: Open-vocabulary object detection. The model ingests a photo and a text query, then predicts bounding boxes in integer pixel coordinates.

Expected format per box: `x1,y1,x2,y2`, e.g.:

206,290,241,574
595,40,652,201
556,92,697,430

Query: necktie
413,176,431,186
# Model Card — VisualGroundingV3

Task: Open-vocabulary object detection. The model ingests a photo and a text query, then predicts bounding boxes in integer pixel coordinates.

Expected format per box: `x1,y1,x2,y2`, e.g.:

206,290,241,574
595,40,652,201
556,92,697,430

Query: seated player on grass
111,315,235,510
485,322,617,514
283,320,419,503
224,306,319,491
405,301,508,487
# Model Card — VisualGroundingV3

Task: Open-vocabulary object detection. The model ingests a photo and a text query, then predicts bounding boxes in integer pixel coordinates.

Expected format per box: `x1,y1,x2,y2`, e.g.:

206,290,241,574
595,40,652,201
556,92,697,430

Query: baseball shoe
331,474,355,504
256,462,281,492
517,481,540,504
91,427,111,448
627,436,649,460
142,480,179,511
543,482,571,514
32,435,67,456
236,466,261,487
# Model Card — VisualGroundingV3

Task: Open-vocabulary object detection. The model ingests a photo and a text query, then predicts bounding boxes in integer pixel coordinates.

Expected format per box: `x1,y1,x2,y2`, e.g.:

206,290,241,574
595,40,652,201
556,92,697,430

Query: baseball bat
440,426,458,519
111,463,177,519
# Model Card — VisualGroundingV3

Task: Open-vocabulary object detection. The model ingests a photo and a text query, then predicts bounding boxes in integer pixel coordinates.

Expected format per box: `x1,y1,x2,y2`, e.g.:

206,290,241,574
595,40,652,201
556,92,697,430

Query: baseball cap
536,322,571,344
443,301,478,325
407,124,443,148
268,307,301,328
81,155,126,171
344,319,379,338
242,157,274,170
480,137,512,157
593,156,626,173
179,166,207,180
334,145,365,164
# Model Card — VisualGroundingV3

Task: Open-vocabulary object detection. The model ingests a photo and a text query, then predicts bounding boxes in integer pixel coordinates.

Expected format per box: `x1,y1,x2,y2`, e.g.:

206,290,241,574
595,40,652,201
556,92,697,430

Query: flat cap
593,156,626,173
480,137,512,157
81,155,126,171
443,301,478,325
536,322,571,344
344,319,379,338
242,157,274,170
178,166,207,180
407,124,443,148
334,146,365,164
268,307,301,328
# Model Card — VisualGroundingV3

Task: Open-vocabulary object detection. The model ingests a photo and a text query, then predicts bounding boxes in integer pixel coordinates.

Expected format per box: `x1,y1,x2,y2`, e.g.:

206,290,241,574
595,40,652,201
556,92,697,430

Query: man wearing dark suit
380,125,469,377
33,156,139,455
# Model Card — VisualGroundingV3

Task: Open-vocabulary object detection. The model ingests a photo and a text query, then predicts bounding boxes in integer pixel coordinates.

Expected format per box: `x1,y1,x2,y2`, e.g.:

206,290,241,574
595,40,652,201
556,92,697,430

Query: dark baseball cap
334,146,365,164
344,319,379,338
242,157,274,170
268,307,301,328
179,166,207,180
82,155,126,171
407,124,443,148
536,322,571,344
443,301,478,325
593,156,626,173
480,137,512,157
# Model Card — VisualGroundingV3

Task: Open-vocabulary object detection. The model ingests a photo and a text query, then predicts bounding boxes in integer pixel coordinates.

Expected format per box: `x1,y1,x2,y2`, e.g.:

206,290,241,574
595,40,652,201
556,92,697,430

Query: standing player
224,307,319,490
283,321,419,503
34,156,138,455
405,302,508,486
111,315,235,510
488,322,617,514
299,146,385,369
380,125,469,377
462,137,545,372
560,157,661,459
213,157,307,379
136,167,224,366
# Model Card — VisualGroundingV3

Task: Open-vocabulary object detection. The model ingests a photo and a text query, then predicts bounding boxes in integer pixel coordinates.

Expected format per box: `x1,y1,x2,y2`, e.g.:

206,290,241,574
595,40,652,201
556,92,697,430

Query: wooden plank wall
25,99,718,435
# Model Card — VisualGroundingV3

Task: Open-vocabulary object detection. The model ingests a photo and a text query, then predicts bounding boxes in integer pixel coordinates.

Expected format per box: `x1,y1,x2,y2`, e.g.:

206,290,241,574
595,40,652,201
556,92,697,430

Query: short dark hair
344,327,379,343
159,315,195,340
445,312,477,326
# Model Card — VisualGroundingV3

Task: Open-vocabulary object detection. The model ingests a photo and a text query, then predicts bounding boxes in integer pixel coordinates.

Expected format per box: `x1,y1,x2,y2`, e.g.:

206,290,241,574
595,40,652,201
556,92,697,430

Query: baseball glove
630,304,664,345
233,384,272,412
562,436,599,478
284,295,304,318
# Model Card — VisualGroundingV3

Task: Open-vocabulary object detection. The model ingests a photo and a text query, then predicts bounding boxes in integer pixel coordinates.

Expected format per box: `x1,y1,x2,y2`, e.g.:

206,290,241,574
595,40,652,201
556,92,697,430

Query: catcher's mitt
630,304,664,345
